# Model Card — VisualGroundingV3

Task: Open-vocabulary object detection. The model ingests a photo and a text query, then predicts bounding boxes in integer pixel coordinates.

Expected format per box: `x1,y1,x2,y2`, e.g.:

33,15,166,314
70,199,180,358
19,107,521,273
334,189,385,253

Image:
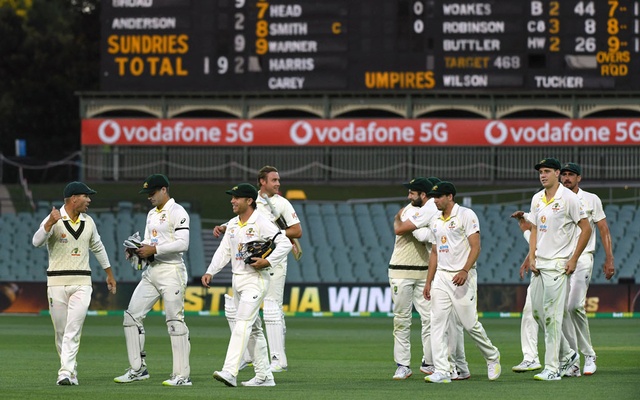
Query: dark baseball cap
428,181,456,197
403,177,442,193
534,158,562,171
560,162,582,176
226,183,258,200
63,182,97,198
139,174,170,194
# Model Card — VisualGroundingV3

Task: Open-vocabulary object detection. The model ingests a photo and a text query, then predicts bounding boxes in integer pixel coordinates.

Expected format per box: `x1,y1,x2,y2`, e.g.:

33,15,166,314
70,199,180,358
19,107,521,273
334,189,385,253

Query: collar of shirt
439,203,460,222
238,208,259,227
154,198,175,213
61,204,86,224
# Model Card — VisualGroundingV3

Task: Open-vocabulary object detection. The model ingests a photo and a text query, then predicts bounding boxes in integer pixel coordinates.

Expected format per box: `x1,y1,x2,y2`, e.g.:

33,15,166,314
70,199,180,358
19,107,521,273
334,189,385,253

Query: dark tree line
0,0,100,181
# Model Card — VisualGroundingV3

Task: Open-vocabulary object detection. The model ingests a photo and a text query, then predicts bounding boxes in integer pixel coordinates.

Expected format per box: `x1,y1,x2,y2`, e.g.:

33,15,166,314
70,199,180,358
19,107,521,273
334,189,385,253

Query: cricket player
203,183,292,387
114,174,192,386
559,162,615,376
214,166,302,373
526,158,591,381
32,181,117,385
423,181,502,384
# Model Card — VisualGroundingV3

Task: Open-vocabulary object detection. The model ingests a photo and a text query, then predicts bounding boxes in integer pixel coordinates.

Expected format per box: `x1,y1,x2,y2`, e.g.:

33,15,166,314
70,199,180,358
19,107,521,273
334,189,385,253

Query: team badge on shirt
71,247,81,257
245,228,256,239
59,233,68,244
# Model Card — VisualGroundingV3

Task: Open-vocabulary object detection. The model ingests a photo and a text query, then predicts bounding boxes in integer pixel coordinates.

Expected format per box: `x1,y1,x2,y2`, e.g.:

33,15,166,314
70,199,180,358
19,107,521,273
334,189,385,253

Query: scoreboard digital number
101,0,640,92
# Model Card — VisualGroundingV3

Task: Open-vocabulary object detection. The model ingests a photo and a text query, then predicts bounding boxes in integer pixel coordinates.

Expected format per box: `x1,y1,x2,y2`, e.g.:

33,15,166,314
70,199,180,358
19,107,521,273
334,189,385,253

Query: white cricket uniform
256,192,301,367
562,188,605,359
518,224,541,364
206,209,292,379
124,198,191,378
527,185,584,373
429,204,500,375
32,205,111,380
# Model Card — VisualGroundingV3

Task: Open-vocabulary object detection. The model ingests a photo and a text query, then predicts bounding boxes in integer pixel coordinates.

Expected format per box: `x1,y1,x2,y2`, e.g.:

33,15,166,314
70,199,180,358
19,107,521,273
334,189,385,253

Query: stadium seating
1,200,639,285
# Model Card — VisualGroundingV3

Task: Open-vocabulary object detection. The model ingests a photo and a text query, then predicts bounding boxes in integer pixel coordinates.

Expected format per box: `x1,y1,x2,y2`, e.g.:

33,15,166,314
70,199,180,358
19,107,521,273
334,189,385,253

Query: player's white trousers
48,285,92,378
265,263,287,364
562,252,596,358
390,277,431,366
521,275,541,362
430,269,499,375
126,263,190,377
223,271,272,379
531,259,574,373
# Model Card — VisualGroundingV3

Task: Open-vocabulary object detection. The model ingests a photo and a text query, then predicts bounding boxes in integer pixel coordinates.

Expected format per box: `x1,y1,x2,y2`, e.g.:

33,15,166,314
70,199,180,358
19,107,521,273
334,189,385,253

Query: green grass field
1,315,639,399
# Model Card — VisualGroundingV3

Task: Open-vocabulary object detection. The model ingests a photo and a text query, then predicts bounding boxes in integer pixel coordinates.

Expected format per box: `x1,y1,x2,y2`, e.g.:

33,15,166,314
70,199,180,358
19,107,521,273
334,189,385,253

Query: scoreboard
100,0,640,92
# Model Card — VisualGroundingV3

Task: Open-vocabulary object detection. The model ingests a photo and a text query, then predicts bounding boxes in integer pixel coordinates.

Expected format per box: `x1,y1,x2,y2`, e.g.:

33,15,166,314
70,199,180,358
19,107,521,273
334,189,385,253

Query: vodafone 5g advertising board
81,119,640,147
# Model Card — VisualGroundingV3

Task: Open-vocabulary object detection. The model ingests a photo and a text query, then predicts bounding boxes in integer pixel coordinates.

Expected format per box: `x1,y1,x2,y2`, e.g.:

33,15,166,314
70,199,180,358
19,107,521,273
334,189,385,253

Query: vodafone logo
484,121,508,145
98,120,121,144
290,121,314,145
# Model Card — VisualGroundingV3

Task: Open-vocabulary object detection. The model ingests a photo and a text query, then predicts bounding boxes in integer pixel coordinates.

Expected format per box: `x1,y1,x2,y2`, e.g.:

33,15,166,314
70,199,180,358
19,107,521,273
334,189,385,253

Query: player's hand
249,258,270,269
201,274,213,288
44,206,62,231
423,282,431,300
510,211,525,219
107,276,117,294
603,259,615,280
564,259,577,275
136,244,156,259
452,270,468,286
528,256,539,276
213,225,226,238
519,258,531,280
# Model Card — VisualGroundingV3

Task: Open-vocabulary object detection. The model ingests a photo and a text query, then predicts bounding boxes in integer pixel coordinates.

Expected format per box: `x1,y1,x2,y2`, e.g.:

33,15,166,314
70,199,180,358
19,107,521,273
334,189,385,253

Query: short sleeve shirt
430,203,480,272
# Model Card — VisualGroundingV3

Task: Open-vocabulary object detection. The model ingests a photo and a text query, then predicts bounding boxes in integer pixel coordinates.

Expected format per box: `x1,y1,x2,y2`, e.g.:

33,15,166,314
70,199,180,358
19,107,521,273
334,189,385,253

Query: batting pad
263,297,287,366
123,312,145,371
224,294,236,332
168,320,190,378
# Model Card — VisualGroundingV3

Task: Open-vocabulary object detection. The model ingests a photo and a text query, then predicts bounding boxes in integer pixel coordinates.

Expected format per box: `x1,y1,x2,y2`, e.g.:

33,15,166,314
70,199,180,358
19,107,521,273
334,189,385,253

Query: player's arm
565,218,592,275
394,207,416,235
528,224,538,273
452,232,480,286
424,243,437,300
284,222,302,240
595,218,615,280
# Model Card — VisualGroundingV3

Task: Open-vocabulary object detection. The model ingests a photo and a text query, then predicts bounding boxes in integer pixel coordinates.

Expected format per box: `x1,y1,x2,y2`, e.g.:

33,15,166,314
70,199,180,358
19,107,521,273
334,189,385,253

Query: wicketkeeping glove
123,232,150,271
240,232,281,265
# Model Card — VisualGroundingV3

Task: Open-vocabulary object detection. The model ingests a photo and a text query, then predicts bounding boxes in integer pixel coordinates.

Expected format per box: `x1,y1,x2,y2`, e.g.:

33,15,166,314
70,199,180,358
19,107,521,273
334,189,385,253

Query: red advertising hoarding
82,119,640,147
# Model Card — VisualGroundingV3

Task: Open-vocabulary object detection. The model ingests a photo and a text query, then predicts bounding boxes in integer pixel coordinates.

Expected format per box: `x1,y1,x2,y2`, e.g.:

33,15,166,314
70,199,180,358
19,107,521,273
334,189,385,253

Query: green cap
139,174,170,194
428,181,456,196
226,183,258,200
560,162,582,176
403,177,441,193
534,158,562,171
63,182,97,198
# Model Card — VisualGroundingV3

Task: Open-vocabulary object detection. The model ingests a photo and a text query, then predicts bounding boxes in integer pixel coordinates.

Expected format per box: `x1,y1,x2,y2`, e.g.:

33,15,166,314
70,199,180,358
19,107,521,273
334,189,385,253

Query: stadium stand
1,200,638,285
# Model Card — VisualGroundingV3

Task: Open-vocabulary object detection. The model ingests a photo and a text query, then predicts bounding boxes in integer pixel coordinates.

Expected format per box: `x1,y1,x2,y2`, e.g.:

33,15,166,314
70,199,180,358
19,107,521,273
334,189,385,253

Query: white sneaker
162,375,192,386
487,356,501,381
241,376,276,387
213,370,237,387
57,374,78,386
452,368,471,380
425,371,451,384
583,355,597,375
269,358,288,373
114,367,150,383
564,363,581,377
559,352,578,377
534,369,561,381
420,361,435,375
392,365,412,380
512,359,542,372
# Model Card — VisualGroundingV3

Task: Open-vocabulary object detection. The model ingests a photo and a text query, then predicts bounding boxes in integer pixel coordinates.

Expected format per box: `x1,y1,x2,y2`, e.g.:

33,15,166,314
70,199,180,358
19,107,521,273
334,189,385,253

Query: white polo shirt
408,197,439,229
206,209,292,276
143,198,190,265
527,185,584,261
430,203,480,272
256,192,301,229
576,188,606,253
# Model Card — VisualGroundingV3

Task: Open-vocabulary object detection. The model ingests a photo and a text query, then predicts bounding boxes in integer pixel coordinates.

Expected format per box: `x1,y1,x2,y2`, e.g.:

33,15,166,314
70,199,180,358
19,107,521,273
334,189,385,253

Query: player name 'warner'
443,39,500,51
269,40,317,53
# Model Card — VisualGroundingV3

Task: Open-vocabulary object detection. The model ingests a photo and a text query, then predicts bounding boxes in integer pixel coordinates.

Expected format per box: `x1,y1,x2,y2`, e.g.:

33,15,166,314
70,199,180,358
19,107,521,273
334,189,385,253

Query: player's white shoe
241,376,276,387
487,356,501,381
420,361,435,375
559,352,578,377
564,363,581,377
451,367,471,380
57,374,78,386
114,366,150,383
162,374,192,386
213,370,237,387
424,371,451,384
392,365,412,380
534,369,561,381
512,359,542,372
269,356,288,373
583,355,597,375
